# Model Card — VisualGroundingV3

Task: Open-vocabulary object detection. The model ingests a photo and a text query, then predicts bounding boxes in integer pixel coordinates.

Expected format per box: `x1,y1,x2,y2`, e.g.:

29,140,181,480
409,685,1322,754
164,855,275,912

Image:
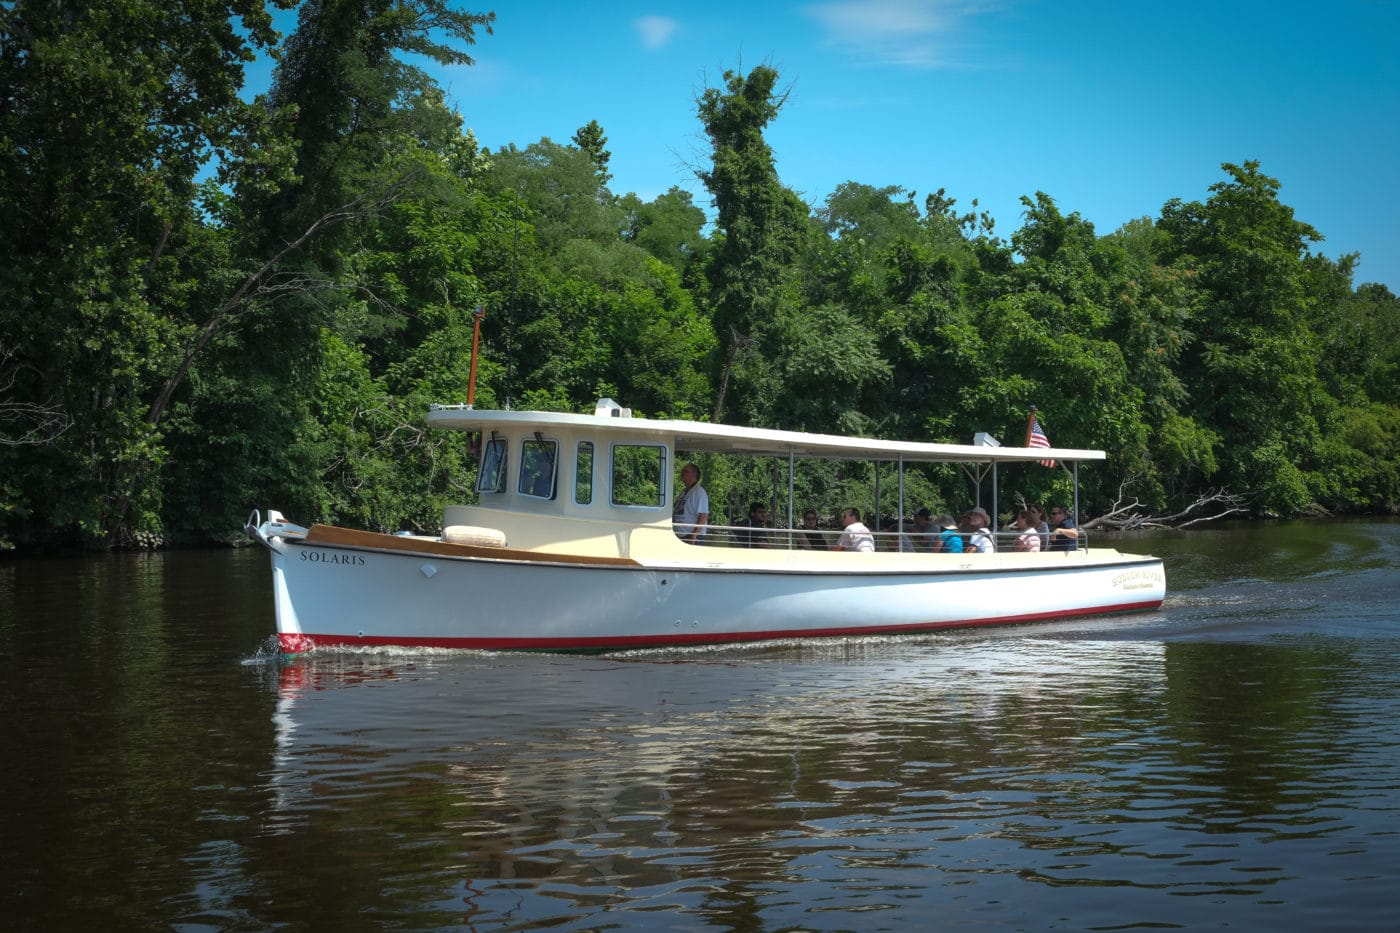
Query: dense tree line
2,1,1396,550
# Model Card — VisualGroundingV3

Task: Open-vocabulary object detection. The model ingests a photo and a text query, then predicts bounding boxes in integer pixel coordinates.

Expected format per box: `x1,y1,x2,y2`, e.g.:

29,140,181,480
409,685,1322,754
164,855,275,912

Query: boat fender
442,525,508,548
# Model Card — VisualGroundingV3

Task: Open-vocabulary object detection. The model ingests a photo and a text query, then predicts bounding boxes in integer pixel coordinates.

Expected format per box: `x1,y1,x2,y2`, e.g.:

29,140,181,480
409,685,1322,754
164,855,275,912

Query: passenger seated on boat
966,507,995,553
795,509,826,549
833,508,876,552
882,519,916,552
673,463,710,543
912,509,935,551
1030,504,1051,550
932,515,964,553
1013,510,1042,552
735,502,772,548
1048,505,1080,551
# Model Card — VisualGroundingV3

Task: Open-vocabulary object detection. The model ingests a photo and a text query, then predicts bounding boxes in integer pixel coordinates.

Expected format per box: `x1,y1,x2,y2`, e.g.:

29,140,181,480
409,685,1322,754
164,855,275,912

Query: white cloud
805,0,990,69
635,15,678,50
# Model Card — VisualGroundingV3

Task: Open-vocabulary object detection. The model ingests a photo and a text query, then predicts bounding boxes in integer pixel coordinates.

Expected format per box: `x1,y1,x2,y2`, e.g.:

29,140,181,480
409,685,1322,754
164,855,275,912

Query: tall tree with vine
696,65,811,423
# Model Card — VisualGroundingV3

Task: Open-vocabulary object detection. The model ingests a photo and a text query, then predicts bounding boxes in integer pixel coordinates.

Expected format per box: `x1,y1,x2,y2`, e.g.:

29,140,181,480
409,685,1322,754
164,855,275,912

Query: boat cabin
434,400,700,559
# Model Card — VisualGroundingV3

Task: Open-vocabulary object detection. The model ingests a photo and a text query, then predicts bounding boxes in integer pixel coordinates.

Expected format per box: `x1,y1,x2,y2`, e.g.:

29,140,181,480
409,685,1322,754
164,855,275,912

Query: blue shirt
1050,516,1078,551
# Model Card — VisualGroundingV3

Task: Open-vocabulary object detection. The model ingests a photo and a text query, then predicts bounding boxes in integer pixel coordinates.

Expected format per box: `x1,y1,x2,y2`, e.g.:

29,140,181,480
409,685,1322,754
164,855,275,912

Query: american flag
1028,414,1056,468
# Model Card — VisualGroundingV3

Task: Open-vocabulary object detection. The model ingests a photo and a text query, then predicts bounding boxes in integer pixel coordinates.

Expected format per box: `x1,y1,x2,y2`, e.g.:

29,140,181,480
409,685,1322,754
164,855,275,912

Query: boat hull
253,524,1165,653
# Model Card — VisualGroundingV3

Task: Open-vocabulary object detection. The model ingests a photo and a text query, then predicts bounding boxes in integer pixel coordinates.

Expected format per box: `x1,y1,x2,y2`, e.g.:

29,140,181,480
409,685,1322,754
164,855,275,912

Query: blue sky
267,1,1400,290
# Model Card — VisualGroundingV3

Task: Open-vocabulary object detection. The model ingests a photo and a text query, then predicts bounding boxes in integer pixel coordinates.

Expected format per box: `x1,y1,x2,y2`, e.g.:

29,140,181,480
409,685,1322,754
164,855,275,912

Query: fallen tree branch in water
1084,476,1250,530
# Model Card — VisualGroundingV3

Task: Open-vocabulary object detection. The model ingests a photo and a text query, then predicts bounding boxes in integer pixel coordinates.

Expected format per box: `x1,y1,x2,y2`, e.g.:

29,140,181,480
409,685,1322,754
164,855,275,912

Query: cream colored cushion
441,525,508,548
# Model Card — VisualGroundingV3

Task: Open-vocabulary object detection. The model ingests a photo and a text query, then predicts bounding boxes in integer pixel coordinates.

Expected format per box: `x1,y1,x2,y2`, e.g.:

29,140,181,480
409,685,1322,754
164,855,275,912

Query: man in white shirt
833,508,875,552
672,463,709,543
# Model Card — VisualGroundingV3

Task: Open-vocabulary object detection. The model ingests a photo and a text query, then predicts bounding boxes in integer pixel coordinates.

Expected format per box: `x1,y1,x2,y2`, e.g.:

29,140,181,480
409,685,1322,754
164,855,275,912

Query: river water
2,520,1397,931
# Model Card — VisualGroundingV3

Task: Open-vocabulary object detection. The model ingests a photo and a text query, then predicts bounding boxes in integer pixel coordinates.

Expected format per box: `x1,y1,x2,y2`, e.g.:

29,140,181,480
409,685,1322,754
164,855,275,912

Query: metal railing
689,523,1086,552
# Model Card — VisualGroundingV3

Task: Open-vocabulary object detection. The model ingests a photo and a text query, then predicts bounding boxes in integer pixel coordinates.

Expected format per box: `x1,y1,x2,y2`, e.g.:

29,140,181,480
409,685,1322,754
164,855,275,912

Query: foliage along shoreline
2,1,1396,553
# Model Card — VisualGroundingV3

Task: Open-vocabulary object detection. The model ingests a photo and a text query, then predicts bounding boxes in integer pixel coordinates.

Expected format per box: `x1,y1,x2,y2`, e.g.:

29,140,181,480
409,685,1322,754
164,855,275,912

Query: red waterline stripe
279,599,1163,653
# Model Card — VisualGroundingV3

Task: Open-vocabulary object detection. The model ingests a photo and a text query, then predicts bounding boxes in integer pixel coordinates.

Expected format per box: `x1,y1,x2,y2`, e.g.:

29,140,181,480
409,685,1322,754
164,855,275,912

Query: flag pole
466,304,486,409
1024,405,1038,447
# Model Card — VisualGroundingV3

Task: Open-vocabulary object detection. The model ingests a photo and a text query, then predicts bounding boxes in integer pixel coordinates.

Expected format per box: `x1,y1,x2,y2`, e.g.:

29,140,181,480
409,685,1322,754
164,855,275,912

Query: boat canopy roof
426,404,1106,465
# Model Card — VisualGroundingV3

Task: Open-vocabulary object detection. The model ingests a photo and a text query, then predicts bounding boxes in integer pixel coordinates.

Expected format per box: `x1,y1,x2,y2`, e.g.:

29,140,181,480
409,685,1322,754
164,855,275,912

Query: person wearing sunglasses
1048,505,1080,551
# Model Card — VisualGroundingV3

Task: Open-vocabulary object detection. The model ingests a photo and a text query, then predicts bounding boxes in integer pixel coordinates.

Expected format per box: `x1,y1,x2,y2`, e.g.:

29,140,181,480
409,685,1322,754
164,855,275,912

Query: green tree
483,138,626,259
477,141,714,418
917,193,1160,512
571,119,613,186
161,1,497,541
621,186,708,276
818,183,922,248
697,65,813,423
256,0,494,251
0,0,288,547
1158,162,1337,512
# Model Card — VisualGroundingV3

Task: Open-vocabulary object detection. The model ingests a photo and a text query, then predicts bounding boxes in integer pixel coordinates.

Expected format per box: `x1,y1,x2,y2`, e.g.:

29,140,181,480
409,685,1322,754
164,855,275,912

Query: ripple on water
5,524,1400,929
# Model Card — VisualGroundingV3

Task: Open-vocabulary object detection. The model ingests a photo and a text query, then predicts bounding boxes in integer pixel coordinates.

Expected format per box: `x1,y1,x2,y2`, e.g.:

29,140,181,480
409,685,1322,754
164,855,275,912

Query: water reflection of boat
262,640,1170,822
247,400,1165,653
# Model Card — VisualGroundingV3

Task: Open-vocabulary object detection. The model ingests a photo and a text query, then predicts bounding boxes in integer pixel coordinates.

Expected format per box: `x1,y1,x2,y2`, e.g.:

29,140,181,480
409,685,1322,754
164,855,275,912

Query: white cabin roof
426,405,1105,464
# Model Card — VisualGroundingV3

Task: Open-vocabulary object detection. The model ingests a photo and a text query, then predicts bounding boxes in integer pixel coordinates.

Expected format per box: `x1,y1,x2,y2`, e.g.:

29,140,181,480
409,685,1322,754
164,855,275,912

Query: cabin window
476,436,507,494
610,444,667,508
574,442,594,505
518,437,558,499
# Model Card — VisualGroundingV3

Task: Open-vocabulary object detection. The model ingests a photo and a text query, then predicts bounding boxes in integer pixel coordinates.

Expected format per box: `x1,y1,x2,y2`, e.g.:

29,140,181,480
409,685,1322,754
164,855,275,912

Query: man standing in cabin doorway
673,463,710,543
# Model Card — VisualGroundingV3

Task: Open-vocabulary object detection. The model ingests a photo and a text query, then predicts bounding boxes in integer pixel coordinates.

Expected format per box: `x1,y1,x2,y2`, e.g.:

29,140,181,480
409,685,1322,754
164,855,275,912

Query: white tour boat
246,399,1165,653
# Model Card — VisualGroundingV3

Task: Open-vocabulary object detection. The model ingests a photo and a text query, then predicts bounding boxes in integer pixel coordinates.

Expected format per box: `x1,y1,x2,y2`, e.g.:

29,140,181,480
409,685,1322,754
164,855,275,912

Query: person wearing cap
932,514,963,553
966,507,995,553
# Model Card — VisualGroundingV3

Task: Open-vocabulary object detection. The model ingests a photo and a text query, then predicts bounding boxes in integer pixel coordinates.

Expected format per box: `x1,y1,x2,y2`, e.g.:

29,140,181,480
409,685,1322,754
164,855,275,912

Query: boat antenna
466,305,486,409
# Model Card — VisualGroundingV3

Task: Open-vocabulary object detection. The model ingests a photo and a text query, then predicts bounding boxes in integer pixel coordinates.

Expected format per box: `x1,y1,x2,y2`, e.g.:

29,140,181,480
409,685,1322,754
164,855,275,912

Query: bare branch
0,343,72,446
1084,472,1250,530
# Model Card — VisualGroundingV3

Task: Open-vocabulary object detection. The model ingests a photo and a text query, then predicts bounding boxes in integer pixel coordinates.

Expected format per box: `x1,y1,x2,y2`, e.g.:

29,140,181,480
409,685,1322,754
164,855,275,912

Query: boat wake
239,634,286,665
